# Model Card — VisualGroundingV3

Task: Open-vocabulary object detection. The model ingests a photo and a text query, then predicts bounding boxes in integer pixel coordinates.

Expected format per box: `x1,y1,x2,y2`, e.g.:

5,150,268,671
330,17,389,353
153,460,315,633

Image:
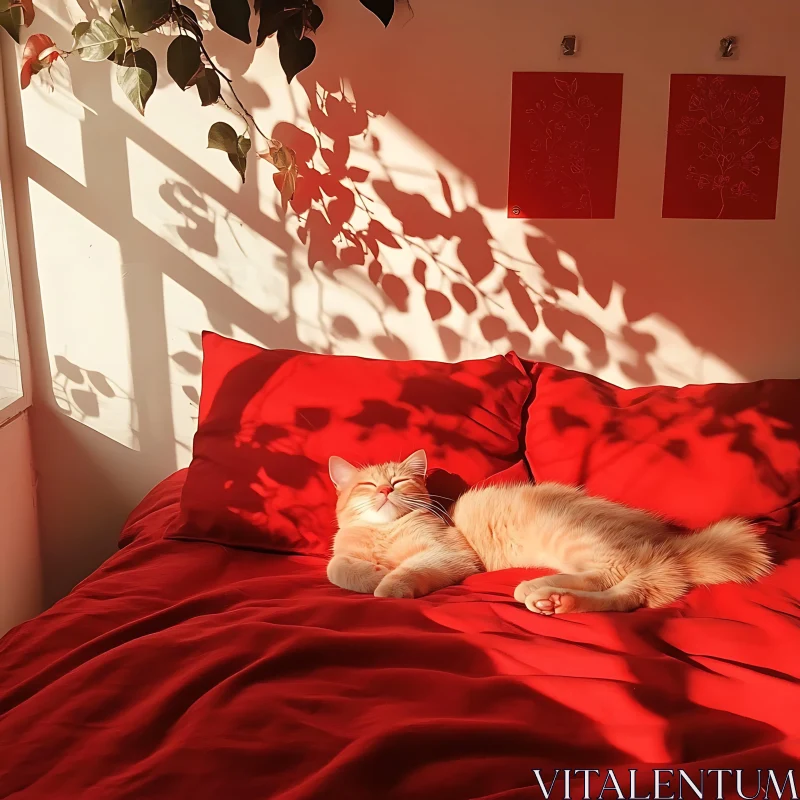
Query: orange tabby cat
327,450,772,614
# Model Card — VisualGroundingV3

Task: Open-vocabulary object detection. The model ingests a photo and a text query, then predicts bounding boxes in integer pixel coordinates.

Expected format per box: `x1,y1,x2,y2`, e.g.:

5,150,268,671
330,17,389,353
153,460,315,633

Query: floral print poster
662,74,785,219
507,72,624,219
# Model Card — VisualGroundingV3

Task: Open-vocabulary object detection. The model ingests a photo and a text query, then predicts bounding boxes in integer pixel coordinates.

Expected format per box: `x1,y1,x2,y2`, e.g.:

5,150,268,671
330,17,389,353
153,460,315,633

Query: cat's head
328,450,430,525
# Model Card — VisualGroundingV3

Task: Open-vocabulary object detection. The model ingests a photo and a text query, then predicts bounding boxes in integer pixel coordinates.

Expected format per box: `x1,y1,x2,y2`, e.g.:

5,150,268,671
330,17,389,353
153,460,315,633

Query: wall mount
561,35,577,56
720,36,737,58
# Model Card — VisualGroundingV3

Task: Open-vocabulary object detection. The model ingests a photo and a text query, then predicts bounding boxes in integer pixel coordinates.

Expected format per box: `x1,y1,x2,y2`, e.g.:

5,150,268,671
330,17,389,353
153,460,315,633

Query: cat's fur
327,450,773,614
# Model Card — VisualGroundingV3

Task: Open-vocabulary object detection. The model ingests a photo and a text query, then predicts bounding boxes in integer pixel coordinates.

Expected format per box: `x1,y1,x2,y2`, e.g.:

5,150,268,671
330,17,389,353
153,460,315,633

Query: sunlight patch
29,180,137,448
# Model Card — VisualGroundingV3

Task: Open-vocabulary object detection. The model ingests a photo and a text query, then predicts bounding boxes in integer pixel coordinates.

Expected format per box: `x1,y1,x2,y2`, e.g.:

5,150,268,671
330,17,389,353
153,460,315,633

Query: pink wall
0,411,41,634
2,0,799,605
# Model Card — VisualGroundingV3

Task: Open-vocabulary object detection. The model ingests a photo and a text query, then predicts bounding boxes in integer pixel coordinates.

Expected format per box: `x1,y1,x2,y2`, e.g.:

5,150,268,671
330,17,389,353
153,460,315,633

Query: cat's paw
374,576,416,599
514,581,578,615
328,556,388,594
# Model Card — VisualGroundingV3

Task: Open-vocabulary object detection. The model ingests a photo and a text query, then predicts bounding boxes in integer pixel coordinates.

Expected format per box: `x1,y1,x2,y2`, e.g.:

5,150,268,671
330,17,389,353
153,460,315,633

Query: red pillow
167,333,531,556
522,362,800,529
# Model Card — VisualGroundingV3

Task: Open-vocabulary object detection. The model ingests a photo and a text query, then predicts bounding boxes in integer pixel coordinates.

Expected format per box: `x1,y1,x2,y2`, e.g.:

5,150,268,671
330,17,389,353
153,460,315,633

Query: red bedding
1,472,799,799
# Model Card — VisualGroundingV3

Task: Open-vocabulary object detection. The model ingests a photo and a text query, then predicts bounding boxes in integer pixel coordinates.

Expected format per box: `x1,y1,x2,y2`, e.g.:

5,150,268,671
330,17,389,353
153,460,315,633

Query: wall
0,411,41,635
2,0,799,604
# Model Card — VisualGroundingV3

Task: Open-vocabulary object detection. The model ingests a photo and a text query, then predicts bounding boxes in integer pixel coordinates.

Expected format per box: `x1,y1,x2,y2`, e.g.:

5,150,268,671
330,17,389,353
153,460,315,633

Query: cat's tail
677,519,773,586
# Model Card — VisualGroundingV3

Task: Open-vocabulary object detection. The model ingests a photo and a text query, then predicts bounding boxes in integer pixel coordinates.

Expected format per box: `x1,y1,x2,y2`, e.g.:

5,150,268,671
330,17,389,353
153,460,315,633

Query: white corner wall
0,411,41,635
1,0,799,604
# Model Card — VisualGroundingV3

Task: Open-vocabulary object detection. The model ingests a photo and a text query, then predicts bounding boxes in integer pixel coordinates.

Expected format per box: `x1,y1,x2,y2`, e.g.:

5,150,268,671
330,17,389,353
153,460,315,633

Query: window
0,63,29,424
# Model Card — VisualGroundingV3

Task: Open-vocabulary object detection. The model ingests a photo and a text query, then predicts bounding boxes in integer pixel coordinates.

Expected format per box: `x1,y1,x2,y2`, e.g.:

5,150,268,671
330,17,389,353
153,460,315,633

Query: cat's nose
377,485,392,497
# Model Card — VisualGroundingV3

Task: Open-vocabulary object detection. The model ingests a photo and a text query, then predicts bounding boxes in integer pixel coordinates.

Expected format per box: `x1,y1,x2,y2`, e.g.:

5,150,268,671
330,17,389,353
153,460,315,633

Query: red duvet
1,472,799,800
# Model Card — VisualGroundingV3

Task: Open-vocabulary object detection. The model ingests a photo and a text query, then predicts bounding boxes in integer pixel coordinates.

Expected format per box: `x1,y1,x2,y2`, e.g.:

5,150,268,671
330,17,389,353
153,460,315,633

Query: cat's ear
329,456,358,489
402,449,428,477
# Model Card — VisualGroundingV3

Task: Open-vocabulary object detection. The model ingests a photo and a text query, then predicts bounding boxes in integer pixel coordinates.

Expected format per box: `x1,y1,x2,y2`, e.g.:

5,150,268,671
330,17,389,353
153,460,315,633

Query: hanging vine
3,0,400,204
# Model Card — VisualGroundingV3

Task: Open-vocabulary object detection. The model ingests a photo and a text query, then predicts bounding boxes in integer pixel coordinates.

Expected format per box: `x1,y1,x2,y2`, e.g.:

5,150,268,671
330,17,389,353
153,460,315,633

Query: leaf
109,8,134,38
211,0,251,44
229,134,250,183
71,20,89,39
118,0,170,33
208,121,239,154
116,48,157,115
0,0,32,26
258,140,298,207
208,123,249,183
272,169,296,209
257,7,299,46
73,18,122,62
107,38,127,65
306,3,323,32
14,0,33,27
174,4,202,38
195,68,221,106
277,20,315,82
0,6,22,42
167,35,202,90
360,0,394,26
20,33,59,89
259,140,295,170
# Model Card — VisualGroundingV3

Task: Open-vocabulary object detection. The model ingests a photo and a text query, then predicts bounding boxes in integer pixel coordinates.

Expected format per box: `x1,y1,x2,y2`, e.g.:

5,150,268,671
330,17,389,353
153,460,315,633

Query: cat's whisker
401,492,449,504
402,496,454,522
404,494,453,508
407,492,455,503
397,497,453,526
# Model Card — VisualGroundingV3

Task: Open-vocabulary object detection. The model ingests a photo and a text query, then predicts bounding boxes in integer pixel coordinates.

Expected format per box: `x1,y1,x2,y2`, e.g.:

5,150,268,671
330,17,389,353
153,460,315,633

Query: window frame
0,51,31,428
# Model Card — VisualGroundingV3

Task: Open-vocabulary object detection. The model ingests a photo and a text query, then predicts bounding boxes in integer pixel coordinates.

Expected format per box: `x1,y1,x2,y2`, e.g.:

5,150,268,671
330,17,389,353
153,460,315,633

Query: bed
2,335,800,799
1,469,799,799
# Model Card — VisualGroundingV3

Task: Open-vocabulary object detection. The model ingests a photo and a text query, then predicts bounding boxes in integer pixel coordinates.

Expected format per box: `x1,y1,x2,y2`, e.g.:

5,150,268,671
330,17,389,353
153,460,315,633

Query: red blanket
1,473,799,799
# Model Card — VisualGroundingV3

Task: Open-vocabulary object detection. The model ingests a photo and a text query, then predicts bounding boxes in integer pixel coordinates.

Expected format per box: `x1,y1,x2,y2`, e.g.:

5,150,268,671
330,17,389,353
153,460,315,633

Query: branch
170,2,269,142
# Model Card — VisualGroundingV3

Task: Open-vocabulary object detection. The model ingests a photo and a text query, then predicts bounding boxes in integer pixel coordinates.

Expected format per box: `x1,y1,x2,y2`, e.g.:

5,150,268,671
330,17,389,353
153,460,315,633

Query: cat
326,450,773,615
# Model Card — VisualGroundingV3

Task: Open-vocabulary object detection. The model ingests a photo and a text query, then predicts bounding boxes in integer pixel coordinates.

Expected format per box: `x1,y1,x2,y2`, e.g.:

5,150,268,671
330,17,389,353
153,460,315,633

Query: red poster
662,74,785,219
507,72,623,219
